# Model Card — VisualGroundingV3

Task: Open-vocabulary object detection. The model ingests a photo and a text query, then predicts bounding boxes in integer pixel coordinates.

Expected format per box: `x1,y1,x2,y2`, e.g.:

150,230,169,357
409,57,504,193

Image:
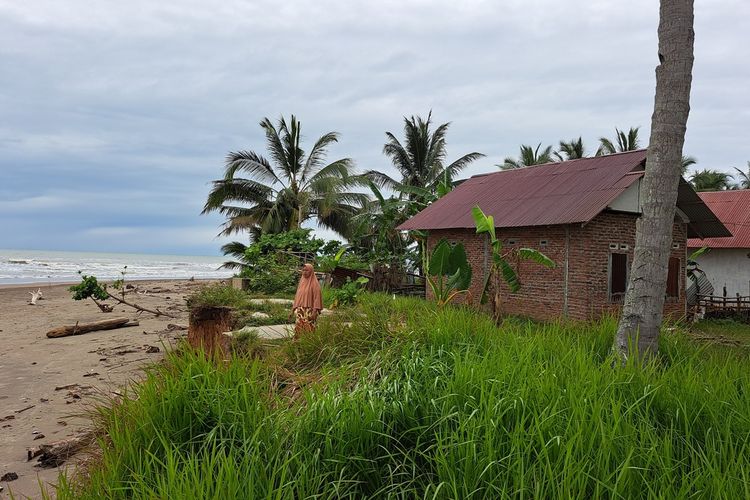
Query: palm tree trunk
614,0,694,361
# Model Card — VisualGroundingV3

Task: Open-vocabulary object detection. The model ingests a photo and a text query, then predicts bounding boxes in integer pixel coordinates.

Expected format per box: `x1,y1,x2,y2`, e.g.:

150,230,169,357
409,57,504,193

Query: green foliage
57,297,750,499
69,274,109,301
234,229,322,294
230,328,266,358
328,277,370,307
240,254,300,295
202,114,366,238
425,239,472,305
473,205,554,303
596,126,641,156
690,169,734,192
245,228,324,262
500,143,554,169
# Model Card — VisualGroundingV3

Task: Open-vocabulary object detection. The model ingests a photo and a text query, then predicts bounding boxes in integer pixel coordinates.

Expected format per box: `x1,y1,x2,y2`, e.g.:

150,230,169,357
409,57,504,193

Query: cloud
0,0,748,255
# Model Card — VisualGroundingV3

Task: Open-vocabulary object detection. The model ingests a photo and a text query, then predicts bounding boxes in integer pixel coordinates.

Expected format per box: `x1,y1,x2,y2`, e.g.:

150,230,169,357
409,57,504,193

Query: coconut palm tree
596,127,641,156
554,137,586,161
365,112,485,199
690,169,734,192
734,161,750,189
681,155,697,175
500,143,554,170
203,115,367,239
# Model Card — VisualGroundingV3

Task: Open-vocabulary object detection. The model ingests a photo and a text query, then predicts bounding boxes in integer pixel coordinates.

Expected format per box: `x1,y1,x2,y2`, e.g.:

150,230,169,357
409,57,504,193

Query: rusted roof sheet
399,150,648,230
398,149,730,239
687,190,750,248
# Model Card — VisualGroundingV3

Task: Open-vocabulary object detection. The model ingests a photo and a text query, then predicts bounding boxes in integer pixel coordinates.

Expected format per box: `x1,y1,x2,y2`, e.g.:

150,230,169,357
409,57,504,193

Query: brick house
398,150,729,322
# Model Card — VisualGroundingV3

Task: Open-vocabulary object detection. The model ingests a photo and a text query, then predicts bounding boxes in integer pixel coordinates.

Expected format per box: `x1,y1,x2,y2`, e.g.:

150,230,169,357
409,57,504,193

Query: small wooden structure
697,294,750,315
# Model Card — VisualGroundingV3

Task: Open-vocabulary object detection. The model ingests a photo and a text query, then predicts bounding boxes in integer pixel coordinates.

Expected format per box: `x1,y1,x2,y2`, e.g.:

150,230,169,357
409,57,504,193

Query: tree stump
188,306,233,359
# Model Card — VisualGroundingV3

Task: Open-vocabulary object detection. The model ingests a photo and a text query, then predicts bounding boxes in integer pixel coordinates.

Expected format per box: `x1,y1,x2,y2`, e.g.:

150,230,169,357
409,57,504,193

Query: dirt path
0,280,214,499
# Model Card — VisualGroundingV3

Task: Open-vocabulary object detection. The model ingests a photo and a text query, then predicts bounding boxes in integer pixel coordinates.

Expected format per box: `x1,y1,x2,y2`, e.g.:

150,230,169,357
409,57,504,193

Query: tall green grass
57,295,750,499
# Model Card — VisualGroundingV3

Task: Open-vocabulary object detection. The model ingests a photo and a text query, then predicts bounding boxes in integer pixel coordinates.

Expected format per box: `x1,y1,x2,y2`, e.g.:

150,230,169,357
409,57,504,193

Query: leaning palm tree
203,115,367,239
596,127,641,156
500,143,554,170
554,137,587,161
366,112,484,199
690,169,734,192
734,161,750,189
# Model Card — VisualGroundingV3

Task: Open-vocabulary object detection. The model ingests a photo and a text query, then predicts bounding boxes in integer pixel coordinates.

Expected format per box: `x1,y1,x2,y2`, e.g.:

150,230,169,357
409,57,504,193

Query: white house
688,190,750,297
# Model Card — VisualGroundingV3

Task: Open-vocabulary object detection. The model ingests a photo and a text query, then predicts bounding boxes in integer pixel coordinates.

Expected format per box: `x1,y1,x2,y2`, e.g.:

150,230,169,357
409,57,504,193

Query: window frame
608,252,629,303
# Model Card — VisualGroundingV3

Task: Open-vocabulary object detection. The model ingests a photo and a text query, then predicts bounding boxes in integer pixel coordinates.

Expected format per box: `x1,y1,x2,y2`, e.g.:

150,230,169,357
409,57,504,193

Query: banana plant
472,205,555,307
425,238,472,306
687,246,709,290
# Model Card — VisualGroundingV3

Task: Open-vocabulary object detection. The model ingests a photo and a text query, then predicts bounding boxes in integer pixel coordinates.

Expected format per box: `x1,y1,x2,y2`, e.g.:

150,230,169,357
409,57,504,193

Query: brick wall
425,211,688,322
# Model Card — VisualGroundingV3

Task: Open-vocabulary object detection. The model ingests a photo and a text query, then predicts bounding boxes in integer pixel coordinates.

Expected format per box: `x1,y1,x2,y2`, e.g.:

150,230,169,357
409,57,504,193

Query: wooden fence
697,294,750,314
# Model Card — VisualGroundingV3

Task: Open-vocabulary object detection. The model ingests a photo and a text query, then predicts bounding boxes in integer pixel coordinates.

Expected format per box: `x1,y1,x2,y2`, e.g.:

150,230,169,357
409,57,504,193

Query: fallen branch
105,291,177,318
92,297,114,313
47,318,139,338
29,289,43,305
27,431,97,467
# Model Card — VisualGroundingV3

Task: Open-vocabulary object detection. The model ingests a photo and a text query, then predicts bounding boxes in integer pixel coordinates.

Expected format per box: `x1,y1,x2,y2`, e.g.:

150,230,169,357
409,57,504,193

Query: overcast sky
1,0,748,255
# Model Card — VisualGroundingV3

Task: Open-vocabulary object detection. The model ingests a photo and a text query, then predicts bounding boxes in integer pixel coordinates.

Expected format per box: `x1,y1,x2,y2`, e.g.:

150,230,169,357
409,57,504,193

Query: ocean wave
0,250,233,285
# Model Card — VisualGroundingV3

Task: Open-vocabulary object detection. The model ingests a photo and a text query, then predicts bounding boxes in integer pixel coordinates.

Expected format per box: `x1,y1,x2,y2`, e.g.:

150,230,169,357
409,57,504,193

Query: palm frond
202,179,274,214
363,170,401,192
301,132,340,183
223,150,282,186
220,241,249,260
443,152,485,179
260,117,290,174
517,248,556,268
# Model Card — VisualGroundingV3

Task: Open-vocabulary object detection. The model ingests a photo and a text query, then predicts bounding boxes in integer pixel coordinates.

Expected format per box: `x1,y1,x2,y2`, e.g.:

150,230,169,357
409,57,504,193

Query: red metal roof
399,150,648,230
398,149,730,239
687,190,750,249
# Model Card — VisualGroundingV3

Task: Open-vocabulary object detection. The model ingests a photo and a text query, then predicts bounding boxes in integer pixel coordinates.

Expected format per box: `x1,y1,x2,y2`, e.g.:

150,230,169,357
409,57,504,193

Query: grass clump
57,295,750,499
186,283,248,309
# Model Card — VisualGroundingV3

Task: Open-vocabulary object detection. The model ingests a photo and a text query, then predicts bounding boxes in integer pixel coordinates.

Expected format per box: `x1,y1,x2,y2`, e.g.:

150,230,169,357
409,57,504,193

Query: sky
1,0,748,256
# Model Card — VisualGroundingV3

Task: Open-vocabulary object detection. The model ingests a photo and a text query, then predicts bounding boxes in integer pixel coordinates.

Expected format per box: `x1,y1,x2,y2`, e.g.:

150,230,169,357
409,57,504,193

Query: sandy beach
0,279,217,499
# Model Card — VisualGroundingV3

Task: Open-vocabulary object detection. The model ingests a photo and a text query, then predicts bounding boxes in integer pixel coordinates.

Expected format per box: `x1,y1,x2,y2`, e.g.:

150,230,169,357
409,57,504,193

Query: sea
0,249,233,285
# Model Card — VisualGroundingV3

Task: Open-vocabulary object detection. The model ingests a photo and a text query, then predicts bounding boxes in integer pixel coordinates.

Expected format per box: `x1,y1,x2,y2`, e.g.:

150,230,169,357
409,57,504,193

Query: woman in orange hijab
292,263,323,336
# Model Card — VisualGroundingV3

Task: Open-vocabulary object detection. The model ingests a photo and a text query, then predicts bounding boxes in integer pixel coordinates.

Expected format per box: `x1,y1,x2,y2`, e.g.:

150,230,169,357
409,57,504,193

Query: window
609,253,628,301
666,257,680,298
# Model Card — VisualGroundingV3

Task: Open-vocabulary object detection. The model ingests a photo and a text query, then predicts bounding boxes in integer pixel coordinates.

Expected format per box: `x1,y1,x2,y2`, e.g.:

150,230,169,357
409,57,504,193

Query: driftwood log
188,306,233,358
46,318,139,338
29,289,43,305
27,431,96,467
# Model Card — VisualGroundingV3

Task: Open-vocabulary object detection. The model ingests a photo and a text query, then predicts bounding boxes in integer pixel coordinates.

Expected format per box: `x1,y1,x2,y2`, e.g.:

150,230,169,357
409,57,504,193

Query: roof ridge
471,149,648,179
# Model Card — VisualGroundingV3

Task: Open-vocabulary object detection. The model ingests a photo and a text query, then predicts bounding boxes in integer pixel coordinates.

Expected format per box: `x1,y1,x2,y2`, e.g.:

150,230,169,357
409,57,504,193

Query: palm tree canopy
681,155,697,175
500,143,554,170
203,115,367,239
690,169,734,192
366,112,485,196
734,161,750,189
554,137,586,161
596,127,641,156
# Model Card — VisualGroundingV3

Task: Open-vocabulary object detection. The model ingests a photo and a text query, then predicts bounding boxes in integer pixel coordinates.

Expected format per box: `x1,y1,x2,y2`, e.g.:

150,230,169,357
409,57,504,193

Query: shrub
239,254,299,295
327,277,369,307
